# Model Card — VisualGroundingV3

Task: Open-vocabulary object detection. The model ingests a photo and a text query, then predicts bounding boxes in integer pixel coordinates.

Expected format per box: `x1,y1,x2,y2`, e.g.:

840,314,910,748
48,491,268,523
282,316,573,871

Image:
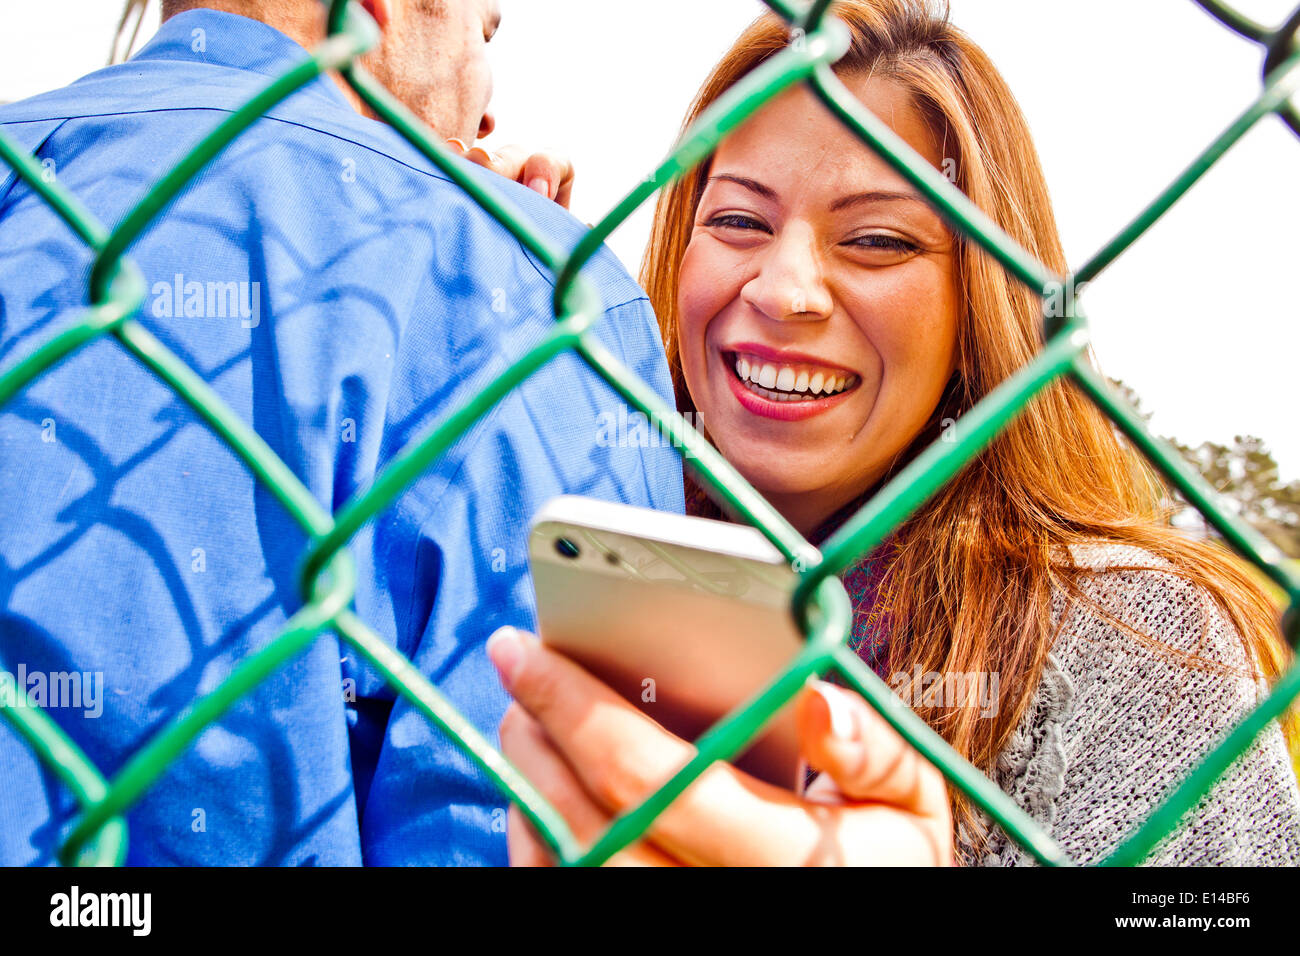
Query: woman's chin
711,433,836,490
726,461,835,502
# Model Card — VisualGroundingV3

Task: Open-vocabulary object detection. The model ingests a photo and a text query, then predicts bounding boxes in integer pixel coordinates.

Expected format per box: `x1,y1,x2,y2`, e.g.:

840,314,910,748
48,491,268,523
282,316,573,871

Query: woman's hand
488,626,954,866
447,139,575,208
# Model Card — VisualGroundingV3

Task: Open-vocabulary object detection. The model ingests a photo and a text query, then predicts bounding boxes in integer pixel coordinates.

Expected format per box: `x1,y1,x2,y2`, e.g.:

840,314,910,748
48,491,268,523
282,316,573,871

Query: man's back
0,9,684,865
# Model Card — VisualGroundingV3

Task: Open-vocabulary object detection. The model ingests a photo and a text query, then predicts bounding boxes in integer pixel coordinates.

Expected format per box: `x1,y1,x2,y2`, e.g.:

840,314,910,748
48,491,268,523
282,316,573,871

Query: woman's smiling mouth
721,344,861,422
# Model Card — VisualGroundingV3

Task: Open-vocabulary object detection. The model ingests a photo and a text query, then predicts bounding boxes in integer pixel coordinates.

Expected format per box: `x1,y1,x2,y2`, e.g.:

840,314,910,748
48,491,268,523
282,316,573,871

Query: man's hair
162,0,207,17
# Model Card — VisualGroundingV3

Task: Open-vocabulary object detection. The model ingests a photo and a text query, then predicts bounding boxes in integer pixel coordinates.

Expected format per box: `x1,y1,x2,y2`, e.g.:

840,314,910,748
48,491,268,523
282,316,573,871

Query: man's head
359,0,499,143
161,0,500,142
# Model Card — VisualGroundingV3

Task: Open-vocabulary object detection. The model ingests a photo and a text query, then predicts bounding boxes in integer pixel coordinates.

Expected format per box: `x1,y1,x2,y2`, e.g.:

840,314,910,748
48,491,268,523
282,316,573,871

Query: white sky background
2,0,1298,476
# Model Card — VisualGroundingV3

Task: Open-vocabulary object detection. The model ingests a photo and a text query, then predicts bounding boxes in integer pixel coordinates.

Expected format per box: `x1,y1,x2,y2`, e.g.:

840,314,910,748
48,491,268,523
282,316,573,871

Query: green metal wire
2,0,1299,867
1193,0,1272,42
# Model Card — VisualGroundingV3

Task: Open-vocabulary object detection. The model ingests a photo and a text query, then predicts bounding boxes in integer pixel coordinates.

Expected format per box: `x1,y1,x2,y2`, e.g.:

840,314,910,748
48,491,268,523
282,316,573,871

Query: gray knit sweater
956,540,1300,866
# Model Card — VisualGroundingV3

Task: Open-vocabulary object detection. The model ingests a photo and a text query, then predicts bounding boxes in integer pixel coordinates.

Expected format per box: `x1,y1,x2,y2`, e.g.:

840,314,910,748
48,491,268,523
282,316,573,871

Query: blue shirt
0,9,684,865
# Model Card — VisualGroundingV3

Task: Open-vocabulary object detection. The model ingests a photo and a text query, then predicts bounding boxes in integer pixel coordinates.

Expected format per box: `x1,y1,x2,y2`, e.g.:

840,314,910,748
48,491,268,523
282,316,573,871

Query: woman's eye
847,234,917,253
705,214,768,233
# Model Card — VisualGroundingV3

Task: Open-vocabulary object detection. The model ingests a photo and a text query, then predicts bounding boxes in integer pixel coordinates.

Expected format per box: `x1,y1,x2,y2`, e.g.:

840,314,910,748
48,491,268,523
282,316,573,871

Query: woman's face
677,74,961,536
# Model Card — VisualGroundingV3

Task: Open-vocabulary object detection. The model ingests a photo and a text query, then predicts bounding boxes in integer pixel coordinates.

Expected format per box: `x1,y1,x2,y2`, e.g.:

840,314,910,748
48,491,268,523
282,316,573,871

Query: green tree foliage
1109,378,1300,558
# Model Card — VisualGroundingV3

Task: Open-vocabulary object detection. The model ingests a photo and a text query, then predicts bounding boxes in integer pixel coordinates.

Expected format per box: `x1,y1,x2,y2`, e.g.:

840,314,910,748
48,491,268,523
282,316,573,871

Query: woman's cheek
676,243,725,397
864,271,955,381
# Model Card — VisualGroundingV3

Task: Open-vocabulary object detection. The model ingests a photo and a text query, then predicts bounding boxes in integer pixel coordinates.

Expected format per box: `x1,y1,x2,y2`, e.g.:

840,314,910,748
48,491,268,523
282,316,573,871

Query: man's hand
448,139,575,208
488,626,954,866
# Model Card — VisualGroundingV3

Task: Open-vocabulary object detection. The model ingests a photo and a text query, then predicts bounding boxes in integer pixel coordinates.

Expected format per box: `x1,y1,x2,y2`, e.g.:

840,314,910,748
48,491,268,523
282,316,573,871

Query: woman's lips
721,349,859,422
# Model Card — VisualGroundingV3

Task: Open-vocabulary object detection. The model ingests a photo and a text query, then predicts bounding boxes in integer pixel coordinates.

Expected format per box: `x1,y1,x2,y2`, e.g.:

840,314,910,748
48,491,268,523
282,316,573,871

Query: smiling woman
625,0,1300,864
675,76,960,533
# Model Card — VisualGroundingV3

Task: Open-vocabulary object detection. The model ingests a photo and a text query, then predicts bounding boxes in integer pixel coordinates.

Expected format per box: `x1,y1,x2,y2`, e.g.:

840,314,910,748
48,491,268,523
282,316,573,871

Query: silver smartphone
528,495,808,789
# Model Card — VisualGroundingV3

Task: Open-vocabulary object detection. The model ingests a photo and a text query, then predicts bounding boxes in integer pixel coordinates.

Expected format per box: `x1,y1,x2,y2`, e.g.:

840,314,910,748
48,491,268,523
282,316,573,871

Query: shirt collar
130,8,355,110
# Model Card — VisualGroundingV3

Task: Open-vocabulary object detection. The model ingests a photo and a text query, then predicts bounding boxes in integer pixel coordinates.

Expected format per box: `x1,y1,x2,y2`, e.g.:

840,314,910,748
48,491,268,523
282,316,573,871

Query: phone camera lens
555,537,580,559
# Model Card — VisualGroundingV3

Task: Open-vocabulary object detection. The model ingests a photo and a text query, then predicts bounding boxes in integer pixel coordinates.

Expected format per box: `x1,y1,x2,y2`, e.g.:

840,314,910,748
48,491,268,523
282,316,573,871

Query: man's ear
358,0,394,31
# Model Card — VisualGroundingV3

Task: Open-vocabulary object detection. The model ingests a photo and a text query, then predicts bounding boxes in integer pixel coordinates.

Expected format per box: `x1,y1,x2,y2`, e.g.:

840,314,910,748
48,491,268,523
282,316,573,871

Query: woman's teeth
733,353,858,402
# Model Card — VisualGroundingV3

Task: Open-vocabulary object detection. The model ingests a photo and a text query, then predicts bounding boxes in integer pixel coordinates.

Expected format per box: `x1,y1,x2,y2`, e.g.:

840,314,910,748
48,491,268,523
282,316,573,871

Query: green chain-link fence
3,0,1299,867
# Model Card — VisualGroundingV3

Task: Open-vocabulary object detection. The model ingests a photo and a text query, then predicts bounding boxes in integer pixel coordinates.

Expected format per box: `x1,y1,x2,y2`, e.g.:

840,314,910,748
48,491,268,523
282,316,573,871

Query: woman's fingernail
487,626,524,690
527,177,549,197
813,682,859,741
445,137,469,153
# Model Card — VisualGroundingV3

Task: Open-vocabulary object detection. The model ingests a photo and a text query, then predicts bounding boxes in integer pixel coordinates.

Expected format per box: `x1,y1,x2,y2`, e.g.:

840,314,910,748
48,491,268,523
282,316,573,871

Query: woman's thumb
796,680,933,813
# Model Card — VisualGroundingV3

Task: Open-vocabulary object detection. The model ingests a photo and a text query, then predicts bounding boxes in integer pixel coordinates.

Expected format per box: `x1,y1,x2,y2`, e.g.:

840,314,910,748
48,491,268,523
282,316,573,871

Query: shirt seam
2,104,457,188
3,106,648,312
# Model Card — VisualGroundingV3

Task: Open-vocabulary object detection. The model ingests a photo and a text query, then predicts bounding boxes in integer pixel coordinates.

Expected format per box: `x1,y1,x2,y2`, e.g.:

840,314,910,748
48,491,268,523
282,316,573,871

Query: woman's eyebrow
707,175,930,214
830,190,928,212
706,174,778,200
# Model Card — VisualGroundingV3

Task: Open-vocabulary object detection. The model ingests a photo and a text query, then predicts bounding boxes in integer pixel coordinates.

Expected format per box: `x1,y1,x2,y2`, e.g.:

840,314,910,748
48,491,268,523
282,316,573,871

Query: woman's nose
740,226,833,323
